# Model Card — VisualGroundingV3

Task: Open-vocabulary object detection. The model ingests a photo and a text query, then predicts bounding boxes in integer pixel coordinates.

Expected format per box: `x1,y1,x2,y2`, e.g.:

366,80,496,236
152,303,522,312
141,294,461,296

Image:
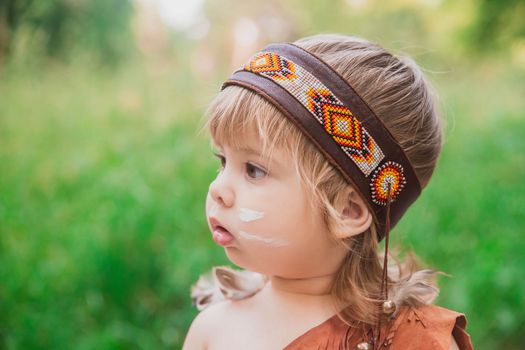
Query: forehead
212,126,262,152
211,131,290,170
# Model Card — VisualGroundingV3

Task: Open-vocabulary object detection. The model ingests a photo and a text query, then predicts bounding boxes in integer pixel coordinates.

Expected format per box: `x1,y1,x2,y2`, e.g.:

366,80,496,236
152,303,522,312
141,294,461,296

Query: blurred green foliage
0,0,524,349
465,0,525,52
0,0,133,65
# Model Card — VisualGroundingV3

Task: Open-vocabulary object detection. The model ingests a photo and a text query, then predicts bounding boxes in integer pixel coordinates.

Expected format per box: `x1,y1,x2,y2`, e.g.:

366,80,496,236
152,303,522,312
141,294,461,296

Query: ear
333,187,373,239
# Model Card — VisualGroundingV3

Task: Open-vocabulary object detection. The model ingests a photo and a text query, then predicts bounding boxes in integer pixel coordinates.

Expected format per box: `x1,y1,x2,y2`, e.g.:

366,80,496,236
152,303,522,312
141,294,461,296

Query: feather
190,266,268,311
387,268,446,317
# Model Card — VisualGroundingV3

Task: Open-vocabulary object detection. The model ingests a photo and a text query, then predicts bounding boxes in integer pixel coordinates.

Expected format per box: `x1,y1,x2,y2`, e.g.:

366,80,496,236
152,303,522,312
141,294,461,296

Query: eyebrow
212,143,285,170
211,143,260,156
237,146,261,156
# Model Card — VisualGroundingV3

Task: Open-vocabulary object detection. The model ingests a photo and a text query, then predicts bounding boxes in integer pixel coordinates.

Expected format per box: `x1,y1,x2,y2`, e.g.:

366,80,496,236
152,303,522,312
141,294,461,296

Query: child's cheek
238,207,265,222
204,192,216,217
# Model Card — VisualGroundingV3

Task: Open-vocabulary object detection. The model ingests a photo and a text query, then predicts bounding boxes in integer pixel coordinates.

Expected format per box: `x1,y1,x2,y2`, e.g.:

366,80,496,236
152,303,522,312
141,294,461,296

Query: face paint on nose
239,230,290,247
239,208,264,222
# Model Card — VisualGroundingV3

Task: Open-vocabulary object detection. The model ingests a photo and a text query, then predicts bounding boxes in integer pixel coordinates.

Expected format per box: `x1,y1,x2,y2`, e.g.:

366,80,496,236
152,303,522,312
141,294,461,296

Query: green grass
0,58,524,349
0,63,227,349
395,61,525,349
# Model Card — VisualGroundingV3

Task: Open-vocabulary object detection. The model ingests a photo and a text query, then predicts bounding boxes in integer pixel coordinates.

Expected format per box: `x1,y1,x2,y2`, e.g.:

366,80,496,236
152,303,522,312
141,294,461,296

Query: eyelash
212,152,267,179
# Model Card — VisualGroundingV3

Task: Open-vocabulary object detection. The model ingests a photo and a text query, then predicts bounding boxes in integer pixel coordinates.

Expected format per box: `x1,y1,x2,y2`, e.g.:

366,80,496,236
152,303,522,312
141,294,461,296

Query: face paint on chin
239,208,265,222
238,230,290,247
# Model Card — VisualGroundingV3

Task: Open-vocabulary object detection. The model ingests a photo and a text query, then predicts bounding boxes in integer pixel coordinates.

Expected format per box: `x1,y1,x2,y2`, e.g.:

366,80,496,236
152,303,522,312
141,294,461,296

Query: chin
224,249,262,273
224,247,247,268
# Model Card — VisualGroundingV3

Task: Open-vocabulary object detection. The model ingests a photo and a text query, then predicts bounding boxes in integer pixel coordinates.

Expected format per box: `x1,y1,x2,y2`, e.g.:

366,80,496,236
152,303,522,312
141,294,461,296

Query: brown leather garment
283,304,474,349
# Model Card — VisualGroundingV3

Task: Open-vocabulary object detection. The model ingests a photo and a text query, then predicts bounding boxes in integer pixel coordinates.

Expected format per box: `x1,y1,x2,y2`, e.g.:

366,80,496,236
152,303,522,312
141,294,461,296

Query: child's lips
212,226,235,246
209,217,235,247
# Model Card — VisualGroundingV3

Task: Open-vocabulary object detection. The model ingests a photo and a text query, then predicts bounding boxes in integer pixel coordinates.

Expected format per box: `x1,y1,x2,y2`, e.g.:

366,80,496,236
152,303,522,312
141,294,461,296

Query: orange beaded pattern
370,161,406,205
244,51,385,177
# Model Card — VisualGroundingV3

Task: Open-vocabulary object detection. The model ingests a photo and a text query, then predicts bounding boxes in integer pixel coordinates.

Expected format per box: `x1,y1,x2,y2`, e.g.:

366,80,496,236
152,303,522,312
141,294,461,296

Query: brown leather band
221,43,421,240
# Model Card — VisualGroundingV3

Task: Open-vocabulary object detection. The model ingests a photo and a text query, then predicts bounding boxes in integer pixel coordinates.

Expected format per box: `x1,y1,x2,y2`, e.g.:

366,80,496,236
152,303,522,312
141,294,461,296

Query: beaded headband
221,42,422,241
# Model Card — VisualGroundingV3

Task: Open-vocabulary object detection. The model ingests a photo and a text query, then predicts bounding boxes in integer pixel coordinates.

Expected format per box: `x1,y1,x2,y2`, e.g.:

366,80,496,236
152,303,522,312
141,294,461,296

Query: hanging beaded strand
381,182,394,315
364,182,395,350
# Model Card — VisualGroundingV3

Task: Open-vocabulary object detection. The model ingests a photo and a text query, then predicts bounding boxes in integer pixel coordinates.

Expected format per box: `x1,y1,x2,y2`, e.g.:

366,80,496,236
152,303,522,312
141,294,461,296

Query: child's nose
208,176,234,208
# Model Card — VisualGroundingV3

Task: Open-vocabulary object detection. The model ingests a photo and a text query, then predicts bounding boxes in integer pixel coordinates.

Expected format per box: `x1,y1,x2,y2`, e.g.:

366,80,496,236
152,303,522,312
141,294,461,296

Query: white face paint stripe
239,208,265,222
238,230,290,247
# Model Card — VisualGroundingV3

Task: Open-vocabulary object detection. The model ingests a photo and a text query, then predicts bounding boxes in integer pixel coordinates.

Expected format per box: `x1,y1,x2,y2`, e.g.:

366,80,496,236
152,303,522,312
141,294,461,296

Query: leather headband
221,42,421,240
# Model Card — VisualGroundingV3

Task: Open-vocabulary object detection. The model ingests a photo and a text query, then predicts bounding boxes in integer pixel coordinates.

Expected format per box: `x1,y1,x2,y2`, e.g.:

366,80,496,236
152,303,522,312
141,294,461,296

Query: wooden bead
382,299,397,315
357,342,372,350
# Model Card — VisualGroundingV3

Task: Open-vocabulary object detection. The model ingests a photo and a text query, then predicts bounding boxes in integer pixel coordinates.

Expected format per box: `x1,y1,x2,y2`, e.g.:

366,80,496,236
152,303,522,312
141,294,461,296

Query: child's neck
267,273,334,297
252,273,340,318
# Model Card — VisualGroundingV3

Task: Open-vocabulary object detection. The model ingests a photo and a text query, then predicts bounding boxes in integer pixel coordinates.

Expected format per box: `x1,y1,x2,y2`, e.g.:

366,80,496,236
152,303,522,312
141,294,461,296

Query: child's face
205,130,348,279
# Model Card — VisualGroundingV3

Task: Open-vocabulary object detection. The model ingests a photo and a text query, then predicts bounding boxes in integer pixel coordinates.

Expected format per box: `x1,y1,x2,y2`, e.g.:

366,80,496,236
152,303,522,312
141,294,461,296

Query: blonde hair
200,34,444,326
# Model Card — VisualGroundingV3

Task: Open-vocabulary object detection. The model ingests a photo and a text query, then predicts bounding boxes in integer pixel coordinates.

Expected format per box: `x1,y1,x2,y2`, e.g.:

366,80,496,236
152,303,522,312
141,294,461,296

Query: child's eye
212,152,225,171
212,152,267,179
246,163,267,179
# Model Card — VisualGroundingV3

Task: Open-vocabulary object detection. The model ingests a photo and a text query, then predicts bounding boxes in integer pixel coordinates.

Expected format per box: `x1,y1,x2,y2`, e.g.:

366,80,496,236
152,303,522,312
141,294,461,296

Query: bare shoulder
183,297,260,350
182,301,230,350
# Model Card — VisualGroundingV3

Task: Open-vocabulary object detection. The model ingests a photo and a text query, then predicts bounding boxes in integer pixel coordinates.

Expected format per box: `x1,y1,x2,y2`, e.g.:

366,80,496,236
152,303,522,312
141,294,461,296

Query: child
183,34,474,349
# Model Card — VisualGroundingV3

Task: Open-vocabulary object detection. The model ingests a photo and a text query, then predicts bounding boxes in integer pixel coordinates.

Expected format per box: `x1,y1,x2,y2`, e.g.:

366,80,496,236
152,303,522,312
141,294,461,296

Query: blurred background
0,0,524,348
